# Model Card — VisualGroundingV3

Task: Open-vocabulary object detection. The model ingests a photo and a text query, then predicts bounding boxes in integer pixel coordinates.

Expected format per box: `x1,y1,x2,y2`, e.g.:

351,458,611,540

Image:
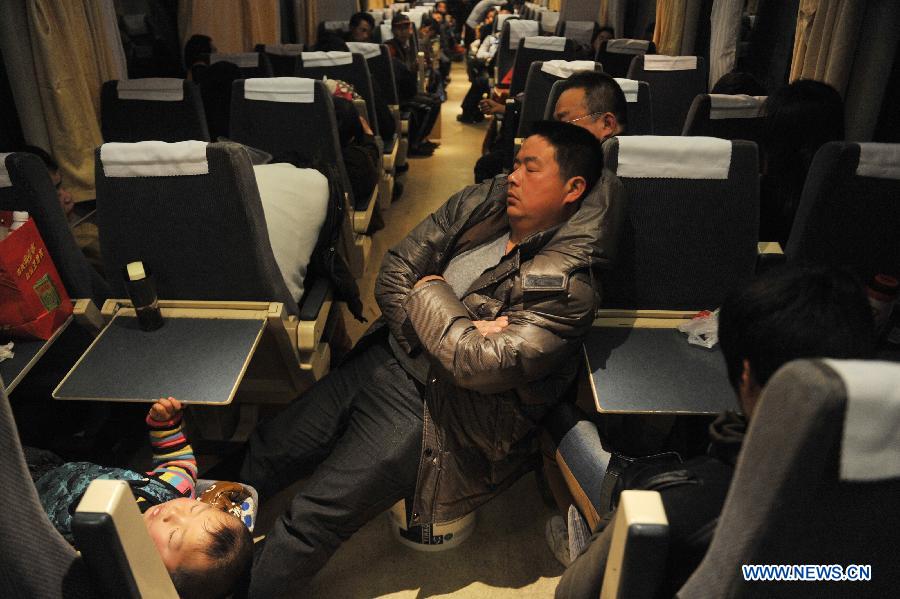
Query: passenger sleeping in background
26,398,253,599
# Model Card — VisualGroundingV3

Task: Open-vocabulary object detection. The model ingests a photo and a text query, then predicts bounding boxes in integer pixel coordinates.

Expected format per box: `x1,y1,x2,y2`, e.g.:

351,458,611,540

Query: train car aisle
263,61,565,598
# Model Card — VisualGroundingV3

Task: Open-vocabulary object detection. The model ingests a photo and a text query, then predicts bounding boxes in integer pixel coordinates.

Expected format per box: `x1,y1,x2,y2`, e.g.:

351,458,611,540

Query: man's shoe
545,515,571,567
568,504,590,561
408,145,435,157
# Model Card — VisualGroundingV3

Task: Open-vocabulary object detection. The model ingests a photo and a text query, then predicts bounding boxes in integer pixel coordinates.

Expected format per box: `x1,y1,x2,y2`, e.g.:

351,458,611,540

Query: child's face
143,497,236,572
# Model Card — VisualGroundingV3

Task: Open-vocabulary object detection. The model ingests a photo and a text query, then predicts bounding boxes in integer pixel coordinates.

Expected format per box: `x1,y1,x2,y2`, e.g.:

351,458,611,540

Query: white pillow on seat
253,164,329,303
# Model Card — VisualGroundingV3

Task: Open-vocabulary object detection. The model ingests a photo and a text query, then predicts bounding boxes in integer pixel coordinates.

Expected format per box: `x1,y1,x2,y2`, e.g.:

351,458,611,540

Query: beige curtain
789,0,865,95
549,0,561,11
367,0,389,8
654,0,688,55
179,0,280,55
26,0,125,201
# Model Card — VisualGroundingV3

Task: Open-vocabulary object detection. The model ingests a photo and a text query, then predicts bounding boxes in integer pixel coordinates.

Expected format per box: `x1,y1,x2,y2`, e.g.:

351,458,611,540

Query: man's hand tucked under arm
414,275,446,289
473,316,508,336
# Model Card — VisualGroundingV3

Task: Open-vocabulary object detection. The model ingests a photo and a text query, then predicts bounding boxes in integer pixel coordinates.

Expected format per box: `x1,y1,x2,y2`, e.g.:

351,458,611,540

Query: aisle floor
259,61,565,598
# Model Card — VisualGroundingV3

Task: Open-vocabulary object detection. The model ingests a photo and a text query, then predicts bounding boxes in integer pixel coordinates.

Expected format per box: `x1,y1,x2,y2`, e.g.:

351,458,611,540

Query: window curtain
290,0,318,48
548,0,561,12
789,0,865,95
367,0,389,8
600,0,627,38
178,0,280,56
317,0,360,23
22,0,126,201
708,0,743,87
654,0,688,56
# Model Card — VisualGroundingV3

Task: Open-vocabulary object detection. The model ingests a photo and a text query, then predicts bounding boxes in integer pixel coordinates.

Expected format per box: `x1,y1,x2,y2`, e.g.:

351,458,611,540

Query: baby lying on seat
28,398,253,599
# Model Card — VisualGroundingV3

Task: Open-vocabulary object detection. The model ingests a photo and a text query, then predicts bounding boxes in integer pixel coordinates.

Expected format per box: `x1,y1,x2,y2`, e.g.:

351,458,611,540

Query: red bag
0,218,73,340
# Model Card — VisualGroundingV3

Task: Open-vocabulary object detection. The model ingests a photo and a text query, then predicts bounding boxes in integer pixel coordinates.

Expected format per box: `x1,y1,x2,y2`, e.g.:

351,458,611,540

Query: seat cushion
253,164,329,302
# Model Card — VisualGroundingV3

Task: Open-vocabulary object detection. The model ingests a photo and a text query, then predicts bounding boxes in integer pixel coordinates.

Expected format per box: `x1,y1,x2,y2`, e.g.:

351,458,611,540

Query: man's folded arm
404,275,595,393
375,184,482,351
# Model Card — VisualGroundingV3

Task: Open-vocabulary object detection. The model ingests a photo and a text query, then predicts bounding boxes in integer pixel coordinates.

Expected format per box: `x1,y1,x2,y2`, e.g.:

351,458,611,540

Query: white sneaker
567,504,590,561
545,515,571,567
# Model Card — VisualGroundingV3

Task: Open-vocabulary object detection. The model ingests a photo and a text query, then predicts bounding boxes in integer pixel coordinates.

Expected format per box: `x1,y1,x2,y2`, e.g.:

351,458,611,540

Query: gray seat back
229,78,355,210
786,142,900,282
296,52,381,138
497,18,539,86
557,20,597,47
545,77,653,135
679,359,900,598
517,60,603,140
681,93,766,146
627,55,708,135
509,37,576,96
101,79,210,142
254,44,303,76
596,38,656,78
0,381,96,598
3,153,110,304
602,137,759,309
95,141,298,315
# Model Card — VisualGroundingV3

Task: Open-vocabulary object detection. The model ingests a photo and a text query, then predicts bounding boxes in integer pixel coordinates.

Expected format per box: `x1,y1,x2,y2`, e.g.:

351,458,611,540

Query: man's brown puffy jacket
375,170,624,525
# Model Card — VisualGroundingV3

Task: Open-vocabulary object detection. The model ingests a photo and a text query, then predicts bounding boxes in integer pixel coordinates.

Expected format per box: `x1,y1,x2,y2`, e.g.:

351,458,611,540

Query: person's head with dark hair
420,16,438,38
144,498,254,599
184,34,214,70
435,1,448,15
392,13,413,44
553,71,628,140
718,265,875,419
331,96,365,148
349,11,375,42
314,32,350,52
711,71,766,96
20,145,73,216
506,121,604,242
592,25,615,50
762,79,844,175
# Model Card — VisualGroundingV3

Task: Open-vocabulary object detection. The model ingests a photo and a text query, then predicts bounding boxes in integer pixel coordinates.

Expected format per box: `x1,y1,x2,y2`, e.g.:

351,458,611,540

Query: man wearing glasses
553,71,628,142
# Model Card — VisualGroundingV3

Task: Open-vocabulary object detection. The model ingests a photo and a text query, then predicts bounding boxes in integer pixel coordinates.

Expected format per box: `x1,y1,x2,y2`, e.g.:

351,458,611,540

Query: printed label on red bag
33,274,61,312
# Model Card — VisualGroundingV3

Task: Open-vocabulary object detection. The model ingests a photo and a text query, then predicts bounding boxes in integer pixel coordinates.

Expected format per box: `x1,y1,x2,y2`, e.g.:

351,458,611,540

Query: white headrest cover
643,55,698,71
856,143,900,180
116,78,184,101
541,60,597,79
605,38,651,55
244,77,315,103
402,11,424,28
825,360,900,482
616,136,732,179
323,20,349,32
346,42,382,60
367,11,384,26
101,141,209,178
380,23,394,41
614,78,640,103
210,53,260,69
301,51,353,67
708,94,766,119
523,36,566,51
508,20,539,48
0,153,11,188
496,14,517,33
542,11,560,29
264,44,303,56
564,20,595,44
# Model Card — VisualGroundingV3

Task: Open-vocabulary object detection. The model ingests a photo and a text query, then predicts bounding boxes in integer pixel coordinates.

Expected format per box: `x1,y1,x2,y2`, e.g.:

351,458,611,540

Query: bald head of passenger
553,71,627,142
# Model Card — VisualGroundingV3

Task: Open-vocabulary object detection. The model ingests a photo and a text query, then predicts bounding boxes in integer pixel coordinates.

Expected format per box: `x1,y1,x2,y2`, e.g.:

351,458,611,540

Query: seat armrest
298,277,330,322
73,299,104,335
756,240,785,273
297,278,333,355
73,480,179,599
600,490,669,599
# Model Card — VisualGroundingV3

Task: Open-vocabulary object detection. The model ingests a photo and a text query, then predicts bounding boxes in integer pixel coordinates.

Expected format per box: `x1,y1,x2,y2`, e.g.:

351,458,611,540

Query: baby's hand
148,397,183,422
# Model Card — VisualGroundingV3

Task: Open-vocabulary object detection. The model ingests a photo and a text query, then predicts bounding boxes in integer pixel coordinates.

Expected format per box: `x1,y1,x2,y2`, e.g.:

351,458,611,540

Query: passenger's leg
233,343,402,499
248,351,423,597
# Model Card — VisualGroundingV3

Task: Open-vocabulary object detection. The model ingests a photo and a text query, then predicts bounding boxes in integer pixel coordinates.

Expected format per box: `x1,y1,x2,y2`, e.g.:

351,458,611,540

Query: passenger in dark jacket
206,122,625,597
